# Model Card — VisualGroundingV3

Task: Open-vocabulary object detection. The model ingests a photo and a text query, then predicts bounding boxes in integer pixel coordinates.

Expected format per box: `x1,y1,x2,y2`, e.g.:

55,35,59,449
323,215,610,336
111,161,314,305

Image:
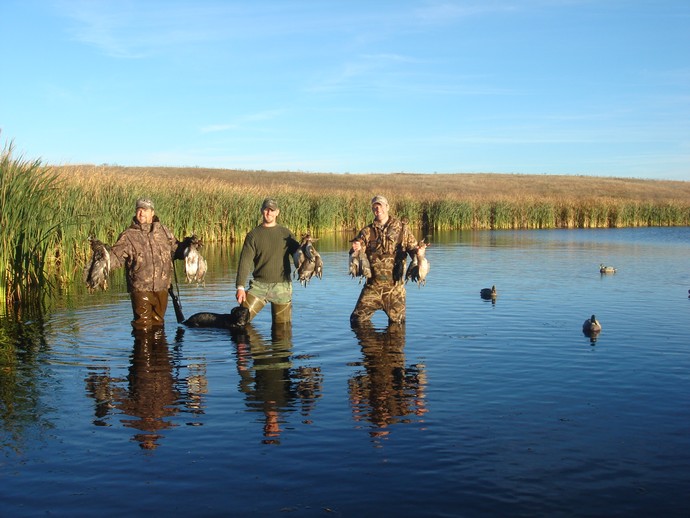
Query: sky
1,1,689,180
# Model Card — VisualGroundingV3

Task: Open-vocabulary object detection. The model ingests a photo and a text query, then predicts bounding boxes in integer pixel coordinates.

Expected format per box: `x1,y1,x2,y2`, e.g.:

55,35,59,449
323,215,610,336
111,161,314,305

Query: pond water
2,228,689,517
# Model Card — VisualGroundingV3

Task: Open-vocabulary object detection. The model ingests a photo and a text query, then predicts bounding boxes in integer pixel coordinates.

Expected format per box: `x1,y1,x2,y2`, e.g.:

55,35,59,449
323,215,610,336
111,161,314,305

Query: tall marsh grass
0,143,62,311
2,158,690,309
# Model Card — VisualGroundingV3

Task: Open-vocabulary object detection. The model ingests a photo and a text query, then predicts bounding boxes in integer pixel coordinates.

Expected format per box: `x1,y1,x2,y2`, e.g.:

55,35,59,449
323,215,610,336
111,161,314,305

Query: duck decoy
582,314,602,335
599,264,616,274
480,285,497,300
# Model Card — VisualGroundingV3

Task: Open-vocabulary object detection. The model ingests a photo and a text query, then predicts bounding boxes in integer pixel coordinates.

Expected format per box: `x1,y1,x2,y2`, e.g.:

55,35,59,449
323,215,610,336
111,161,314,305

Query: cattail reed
2,160,689,309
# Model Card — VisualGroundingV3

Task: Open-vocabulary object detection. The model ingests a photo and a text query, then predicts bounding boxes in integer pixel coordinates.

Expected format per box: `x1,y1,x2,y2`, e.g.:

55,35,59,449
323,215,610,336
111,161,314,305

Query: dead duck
84,236,111,292
294,233,323,287
349,242,371,283
599,264,616,274
182,235,207,285
582,314,602,335
480,285,497,300
405,240,430,287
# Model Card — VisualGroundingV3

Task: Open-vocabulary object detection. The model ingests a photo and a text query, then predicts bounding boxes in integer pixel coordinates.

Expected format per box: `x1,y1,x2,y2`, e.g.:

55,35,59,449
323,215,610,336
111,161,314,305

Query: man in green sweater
235,198,300,326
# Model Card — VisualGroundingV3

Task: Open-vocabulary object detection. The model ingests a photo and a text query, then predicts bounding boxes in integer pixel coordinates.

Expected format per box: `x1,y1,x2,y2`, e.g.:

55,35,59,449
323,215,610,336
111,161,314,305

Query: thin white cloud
55,0,239,58
200,109,285,134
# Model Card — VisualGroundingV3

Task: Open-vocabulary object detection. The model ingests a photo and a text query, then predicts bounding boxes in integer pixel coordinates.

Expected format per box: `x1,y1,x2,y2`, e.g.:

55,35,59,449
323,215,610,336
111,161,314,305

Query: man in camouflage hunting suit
350,195,420,326
110,198,184,329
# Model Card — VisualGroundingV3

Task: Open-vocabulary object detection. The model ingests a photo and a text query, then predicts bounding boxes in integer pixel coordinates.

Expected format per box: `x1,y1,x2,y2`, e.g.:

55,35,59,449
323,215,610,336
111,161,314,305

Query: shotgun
169,256,185,323
168,285,185,323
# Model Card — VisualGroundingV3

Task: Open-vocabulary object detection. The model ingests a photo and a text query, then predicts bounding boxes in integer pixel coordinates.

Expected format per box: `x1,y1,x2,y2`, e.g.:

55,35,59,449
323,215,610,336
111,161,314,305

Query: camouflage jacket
354,216,418,283
110,216,180,293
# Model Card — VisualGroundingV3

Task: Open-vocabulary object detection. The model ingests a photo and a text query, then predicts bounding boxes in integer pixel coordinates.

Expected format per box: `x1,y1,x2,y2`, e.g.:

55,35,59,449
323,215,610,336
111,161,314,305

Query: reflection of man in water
231,324,322,445
85,329,182,450
119,328,181,450
349,322,428,440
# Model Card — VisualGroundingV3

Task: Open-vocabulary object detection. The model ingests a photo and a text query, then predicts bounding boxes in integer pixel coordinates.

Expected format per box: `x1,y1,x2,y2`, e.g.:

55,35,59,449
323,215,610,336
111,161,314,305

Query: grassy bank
3,157,690,309
54,165,690,235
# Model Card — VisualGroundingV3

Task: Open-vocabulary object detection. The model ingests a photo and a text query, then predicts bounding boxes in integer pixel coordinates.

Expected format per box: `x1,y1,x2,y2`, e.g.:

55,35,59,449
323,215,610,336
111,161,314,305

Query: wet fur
183,306,249,329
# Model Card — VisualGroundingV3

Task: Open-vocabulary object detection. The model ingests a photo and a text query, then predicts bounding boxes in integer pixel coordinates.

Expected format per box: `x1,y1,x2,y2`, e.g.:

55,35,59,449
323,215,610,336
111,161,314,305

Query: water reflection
0,314,52,453
85,328,189,450
349,323,428,442
230,324,323,444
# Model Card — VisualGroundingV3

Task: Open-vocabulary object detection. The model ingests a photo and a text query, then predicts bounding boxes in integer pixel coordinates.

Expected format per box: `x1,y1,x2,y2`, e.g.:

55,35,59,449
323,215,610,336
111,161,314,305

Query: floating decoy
582,314,602,335
480,285,497,300
599,264,616,274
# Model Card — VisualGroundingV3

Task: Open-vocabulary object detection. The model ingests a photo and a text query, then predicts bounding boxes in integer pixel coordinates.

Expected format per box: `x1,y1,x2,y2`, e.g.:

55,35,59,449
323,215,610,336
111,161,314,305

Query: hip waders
242,291,292,325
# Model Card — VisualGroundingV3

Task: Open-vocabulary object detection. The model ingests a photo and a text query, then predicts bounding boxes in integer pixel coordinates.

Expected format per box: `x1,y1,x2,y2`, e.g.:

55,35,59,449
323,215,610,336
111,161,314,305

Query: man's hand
236,288,246,304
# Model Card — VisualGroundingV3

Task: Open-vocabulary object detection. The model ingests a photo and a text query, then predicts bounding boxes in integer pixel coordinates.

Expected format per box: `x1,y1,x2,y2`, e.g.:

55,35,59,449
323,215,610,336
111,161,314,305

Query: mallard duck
480,285,497,299
582,314,602,335
599,264,616,273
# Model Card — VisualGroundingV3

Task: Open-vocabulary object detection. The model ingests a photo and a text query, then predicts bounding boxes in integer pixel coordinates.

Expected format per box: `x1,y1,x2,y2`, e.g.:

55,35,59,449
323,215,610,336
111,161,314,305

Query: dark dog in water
183,306,249,330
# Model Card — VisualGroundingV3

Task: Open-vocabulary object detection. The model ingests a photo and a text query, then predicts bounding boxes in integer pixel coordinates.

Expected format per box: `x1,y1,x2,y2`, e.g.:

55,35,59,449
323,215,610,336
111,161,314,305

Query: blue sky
1,1,688,180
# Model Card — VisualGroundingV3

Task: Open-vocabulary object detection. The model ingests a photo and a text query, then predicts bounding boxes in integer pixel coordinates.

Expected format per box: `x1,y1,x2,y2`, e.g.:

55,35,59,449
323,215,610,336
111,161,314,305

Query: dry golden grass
55,165,690,204
2,162,686,298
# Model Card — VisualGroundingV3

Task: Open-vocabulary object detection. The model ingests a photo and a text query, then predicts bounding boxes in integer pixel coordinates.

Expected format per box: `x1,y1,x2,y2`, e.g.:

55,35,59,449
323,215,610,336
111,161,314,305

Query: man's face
136,207,154,225
372,202,388,223
262,207,279,226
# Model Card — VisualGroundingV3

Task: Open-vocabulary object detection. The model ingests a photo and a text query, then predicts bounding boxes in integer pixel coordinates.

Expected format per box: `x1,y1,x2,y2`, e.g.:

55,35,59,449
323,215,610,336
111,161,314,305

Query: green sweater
235,225,299,288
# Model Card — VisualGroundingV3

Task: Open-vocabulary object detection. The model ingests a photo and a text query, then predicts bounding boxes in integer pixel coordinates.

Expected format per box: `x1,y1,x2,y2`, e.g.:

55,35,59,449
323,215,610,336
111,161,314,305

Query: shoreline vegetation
2,144,690,309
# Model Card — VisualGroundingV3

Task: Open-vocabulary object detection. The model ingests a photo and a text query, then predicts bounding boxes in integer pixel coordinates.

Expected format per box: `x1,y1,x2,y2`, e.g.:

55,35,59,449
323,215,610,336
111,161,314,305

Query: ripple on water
3,228,690,517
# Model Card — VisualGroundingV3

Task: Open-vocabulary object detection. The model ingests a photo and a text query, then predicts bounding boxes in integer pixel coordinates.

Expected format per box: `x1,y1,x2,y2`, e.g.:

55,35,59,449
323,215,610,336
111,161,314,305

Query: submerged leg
271,302,292,325
242,291,266,322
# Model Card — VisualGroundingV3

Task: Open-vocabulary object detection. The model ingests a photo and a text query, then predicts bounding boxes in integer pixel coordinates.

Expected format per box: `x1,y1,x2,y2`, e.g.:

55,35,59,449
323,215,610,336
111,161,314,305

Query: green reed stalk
2,160,689,301
0,142,63,310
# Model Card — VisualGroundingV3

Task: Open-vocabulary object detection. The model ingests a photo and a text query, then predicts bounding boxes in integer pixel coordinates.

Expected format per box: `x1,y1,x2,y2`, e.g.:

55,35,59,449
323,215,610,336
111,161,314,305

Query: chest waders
351,221,409,326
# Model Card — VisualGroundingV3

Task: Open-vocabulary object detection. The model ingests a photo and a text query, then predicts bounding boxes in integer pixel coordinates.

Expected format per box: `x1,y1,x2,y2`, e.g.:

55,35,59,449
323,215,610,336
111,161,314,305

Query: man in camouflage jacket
350,195,420,326
110,198,183,329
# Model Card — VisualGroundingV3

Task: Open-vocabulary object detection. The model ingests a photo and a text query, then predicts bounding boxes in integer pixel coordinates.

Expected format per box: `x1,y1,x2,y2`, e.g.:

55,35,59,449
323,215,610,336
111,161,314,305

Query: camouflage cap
371,195,389,207
261,198,279,211
136,198,155,210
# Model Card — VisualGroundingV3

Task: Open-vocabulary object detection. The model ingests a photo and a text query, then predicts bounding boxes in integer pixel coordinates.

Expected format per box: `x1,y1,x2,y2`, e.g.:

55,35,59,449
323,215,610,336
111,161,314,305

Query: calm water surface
2,228,689,517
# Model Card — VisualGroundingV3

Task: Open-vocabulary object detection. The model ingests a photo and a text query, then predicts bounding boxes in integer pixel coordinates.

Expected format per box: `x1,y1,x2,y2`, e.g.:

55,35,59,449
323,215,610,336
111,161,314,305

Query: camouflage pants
350,281,407,325
242,280,292,325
